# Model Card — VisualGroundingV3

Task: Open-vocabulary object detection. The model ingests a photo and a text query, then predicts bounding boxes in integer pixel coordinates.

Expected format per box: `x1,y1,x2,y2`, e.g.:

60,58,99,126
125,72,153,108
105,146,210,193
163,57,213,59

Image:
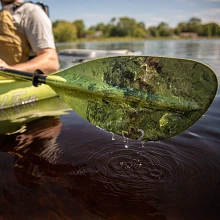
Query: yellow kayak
0,76,57,110
0,95,71,134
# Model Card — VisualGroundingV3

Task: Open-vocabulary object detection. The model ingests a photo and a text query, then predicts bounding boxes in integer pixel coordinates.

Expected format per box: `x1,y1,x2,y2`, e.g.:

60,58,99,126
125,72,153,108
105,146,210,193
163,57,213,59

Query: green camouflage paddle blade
46,56,218,141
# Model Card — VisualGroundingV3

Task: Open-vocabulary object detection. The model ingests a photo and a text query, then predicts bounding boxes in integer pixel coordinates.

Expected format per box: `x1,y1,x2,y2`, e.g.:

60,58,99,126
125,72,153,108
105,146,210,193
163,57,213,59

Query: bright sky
41,0,220,28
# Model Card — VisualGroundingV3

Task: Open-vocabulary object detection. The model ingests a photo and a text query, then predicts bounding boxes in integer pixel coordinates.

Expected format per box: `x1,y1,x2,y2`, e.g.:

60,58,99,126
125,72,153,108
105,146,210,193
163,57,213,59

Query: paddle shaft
0,68,46,86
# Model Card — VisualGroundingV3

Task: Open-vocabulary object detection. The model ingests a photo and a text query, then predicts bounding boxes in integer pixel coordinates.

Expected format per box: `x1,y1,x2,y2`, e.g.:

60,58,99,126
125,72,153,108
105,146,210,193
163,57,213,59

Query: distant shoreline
66,36,220,43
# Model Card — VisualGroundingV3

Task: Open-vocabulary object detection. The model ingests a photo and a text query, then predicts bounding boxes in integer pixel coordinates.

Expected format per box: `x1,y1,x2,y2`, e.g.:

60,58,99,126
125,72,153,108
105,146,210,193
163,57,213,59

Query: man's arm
0,48,59,75
10,48,59,75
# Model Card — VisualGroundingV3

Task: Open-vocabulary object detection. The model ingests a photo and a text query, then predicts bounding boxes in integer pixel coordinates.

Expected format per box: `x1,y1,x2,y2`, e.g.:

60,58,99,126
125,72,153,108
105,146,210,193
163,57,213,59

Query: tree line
52,17,220,42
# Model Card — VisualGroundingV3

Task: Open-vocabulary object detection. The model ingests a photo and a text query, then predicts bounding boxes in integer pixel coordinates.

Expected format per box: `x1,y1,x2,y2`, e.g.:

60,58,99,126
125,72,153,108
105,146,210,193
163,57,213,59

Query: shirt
4,2,55,56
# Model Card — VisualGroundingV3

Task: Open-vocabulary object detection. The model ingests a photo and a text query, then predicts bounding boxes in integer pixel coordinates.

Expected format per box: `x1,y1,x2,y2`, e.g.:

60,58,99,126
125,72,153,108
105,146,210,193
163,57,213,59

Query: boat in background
58,48,142,65
0,49,142,110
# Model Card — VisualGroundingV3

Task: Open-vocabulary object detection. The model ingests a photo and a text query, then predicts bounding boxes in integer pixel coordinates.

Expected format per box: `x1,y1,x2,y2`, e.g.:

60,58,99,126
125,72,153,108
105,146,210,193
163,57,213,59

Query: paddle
0,56,218,141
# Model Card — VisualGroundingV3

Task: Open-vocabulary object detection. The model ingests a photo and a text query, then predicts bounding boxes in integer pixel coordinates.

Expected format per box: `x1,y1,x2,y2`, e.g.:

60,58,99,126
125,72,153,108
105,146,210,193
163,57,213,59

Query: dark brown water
0,40,220,219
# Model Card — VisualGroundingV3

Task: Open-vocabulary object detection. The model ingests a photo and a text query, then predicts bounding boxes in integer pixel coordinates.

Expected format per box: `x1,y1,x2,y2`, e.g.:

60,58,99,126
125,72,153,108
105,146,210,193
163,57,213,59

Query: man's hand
0,59,12,78
0,59,10,69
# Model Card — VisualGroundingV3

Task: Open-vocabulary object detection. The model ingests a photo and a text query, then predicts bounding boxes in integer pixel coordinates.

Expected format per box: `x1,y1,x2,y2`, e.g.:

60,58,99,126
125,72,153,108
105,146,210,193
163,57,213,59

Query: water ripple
65,137,178,201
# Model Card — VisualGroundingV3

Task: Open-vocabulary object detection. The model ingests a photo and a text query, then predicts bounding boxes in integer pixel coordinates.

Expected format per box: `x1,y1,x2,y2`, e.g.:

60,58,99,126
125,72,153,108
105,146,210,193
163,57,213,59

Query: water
0,39,220,219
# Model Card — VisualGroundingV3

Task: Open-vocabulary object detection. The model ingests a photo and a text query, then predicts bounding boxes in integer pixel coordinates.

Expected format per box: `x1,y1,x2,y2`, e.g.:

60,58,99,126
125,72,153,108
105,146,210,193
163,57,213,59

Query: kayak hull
0,76,57,110
0,96,71,134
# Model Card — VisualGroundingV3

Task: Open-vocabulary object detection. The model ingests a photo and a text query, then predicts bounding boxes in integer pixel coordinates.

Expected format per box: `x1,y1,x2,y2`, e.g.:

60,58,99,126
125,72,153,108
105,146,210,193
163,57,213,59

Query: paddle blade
46,56,218,141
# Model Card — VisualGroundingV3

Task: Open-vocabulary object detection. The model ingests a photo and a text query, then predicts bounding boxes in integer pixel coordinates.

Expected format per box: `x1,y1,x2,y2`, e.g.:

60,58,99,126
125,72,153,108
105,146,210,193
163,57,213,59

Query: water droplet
96,126,104,131
124,137,129,148
122,131,129,148
137,129,145,141
111,132,115,140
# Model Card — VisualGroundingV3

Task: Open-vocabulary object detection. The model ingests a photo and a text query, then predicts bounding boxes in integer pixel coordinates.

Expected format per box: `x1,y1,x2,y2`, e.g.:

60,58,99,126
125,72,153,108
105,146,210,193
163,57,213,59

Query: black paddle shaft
0,68,47,87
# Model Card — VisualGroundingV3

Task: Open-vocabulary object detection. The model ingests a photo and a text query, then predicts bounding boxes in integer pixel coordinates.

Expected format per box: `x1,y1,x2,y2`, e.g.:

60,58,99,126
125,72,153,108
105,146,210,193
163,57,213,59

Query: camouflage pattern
46,56,217,141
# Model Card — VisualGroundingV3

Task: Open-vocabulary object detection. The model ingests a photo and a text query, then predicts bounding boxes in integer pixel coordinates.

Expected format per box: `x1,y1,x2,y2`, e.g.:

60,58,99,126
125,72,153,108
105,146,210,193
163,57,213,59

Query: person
0,0,59,75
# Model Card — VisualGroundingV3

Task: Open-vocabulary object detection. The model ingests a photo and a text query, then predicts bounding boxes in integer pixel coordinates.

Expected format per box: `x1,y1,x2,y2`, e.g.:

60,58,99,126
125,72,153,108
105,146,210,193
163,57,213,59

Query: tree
187,17,202,32
95,23,106,32
188,17,202,25
207,23,220,36
110,17,116,26
148,26,159,37
85,26,96,38
133,28,147,37
175,22,188,34
148,23,172,37
157,22,172,36
53,20,77,42
199,23,220,37
109,17,146,37
73,20,86,38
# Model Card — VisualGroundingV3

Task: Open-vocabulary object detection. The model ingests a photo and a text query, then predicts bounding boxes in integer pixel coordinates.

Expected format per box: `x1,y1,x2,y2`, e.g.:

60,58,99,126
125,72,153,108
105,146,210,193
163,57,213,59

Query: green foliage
109,17,147,37
148,26,159,37
198,23,220,37
53,20,77,42
95,23,106,31
157,22,173,36
148,22,173,37
174,22,187,35
173,17,220,37
73,20,86,38
52,16,220,42
133,27,147,37
187,17,202,32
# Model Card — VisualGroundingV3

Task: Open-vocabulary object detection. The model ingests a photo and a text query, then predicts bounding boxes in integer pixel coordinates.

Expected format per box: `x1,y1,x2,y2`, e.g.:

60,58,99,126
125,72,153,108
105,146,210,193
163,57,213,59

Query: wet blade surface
46,56,217,141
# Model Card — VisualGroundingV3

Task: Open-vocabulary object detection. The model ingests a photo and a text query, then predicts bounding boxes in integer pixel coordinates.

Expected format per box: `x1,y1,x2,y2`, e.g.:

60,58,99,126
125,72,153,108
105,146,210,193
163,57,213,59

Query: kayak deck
0,76,57,110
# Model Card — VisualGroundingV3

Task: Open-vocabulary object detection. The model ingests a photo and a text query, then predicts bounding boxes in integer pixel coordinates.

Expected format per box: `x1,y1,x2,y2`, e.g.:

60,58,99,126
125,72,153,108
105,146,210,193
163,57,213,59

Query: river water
0,40,220,219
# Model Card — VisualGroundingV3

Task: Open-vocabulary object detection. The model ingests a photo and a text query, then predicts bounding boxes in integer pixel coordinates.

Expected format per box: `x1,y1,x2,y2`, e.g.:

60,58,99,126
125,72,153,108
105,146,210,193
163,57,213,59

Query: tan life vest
0,8,30,65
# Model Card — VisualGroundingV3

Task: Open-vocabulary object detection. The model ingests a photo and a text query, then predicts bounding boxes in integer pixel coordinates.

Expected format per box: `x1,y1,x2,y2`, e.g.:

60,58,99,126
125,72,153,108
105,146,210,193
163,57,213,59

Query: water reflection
56,41,146,53
0,105,220,219
0,115,165,219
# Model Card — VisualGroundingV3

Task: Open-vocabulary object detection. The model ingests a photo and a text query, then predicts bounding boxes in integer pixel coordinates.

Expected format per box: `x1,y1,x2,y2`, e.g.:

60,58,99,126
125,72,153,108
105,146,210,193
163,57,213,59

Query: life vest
0,7,30,65
0,2,49,65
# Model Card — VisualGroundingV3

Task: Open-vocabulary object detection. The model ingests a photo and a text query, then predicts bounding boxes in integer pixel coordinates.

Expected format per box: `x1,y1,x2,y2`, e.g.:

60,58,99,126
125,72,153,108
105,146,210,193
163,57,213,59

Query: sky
40,0,220,28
